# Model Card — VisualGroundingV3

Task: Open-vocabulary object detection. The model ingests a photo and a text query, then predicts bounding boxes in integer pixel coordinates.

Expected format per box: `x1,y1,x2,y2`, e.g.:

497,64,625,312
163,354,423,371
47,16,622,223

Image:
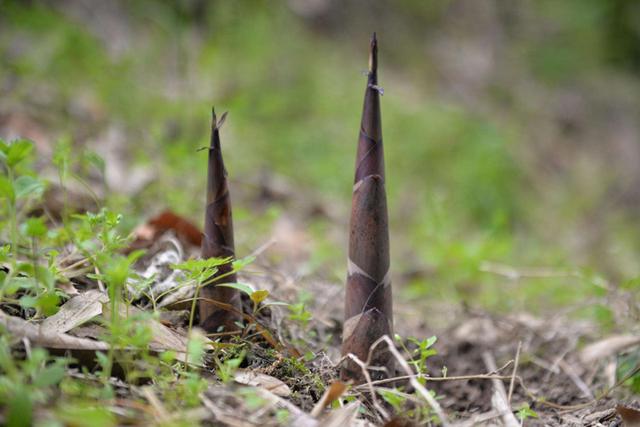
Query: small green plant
215,350,245,383
0,337,70,427
396,334,438,385
373,335,441,423
170,256,255,369
218,279,288,315
0,139,49,308
516,403,539,423
288,302,312,328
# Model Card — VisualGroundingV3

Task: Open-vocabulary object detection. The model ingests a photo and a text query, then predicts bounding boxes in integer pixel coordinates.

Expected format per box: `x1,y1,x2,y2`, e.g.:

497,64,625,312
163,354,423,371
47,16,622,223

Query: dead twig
345,353,390,423
368,335,450,426
481,351,519,427
507,341,521,404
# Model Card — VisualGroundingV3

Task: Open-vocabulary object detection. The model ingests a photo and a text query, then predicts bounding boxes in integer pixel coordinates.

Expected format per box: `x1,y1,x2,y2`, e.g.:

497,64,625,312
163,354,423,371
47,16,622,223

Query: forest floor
2,190,639,426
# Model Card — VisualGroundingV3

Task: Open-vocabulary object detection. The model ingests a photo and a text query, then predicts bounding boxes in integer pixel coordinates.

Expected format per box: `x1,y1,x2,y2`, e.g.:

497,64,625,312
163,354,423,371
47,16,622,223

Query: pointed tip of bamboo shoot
369,32,378,74
211,109,228,133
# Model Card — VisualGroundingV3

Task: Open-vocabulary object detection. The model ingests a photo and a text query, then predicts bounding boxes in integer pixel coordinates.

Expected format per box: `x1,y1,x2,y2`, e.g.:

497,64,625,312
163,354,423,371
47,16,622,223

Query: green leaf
14,175,45,199
24,217,47,237
95,352,109,371
19,295,38,309
37,292,60,316
98,253,139,294
33,365,65,387
52,139,71,181
6,386,32,427
0,245,10,261
57,404,116,427
187,331,207,366
288,303,312,327
35,266,56,290
160,351,176,363
250,289,269,305
218,282,254,295
4,277,34,296
0,138,8,156
84,151,106,175
6,139,33,167
172,257,229,278
232,255,255,271
517,403,538,420
379,389,405,411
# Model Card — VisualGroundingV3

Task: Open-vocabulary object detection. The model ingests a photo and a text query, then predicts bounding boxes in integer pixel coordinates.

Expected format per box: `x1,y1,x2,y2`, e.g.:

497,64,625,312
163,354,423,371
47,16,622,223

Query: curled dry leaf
233,368,291,396
311,380,348,417
148,211,202,247
129,210,202,252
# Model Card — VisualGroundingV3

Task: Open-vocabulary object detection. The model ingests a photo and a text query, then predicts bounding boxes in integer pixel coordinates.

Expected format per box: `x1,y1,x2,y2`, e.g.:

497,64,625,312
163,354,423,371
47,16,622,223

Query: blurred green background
2,0,640,322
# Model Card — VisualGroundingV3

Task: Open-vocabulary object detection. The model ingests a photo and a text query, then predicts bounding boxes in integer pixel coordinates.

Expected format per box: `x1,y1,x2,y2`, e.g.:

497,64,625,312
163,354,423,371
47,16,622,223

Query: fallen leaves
0,310,109,351
2,290,192,355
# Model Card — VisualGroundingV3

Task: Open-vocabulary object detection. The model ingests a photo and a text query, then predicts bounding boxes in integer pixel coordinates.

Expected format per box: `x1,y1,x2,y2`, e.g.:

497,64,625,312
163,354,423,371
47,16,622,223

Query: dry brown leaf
0,311,109,351
311,381,348,417
129,210,202,252
234,369,291,396
616,405,640,427
41,290,108,334
580,335,640,364
41,290,189,353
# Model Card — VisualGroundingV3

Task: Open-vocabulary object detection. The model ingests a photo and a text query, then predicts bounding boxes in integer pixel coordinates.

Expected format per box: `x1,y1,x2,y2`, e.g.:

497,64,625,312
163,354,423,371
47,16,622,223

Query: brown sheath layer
341,33,394,383
199,110,242,333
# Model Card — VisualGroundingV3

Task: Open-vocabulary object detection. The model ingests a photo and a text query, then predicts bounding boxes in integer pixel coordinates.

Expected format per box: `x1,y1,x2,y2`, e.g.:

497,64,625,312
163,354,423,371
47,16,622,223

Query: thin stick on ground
354,359,515,388
361,335,450,426
507,341,521,404
345,353,390,423
482,351,519,427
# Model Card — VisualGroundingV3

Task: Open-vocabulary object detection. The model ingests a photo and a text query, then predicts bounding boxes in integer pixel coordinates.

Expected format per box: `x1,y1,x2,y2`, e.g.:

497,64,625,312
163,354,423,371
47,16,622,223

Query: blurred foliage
1,0,640,320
